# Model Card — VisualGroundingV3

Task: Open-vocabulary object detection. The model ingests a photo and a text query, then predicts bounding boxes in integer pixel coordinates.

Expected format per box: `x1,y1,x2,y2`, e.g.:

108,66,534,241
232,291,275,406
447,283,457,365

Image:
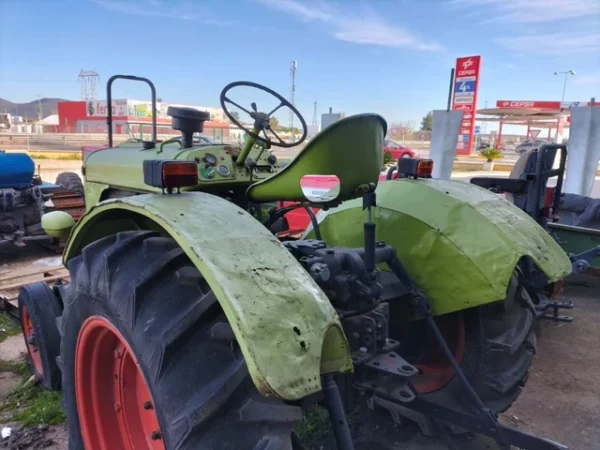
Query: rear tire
388,273,536,432
423,277,536,414
59,231,302,449
55,172,84,196
18,282,63,389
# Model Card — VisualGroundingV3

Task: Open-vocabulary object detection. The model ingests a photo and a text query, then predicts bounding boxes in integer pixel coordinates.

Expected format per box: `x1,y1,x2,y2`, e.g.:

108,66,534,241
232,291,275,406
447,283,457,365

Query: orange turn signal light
143,160,199,191
416,159,434,178
162,161,199,189
396,157,434,179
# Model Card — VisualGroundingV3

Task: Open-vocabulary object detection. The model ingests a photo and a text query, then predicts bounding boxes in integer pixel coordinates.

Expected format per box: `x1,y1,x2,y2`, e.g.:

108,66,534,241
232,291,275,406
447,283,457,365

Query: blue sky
1,0,599,130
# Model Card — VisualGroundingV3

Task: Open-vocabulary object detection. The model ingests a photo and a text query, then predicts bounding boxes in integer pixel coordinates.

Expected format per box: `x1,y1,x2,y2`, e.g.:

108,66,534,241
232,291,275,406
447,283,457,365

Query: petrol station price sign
452,55,481,155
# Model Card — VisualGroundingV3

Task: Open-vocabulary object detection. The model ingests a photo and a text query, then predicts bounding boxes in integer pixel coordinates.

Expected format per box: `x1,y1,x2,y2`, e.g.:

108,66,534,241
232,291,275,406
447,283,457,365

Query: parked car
478,141,491,151
384,140,418,159
502,140,516,151
515,139,549,155
192,134,217,145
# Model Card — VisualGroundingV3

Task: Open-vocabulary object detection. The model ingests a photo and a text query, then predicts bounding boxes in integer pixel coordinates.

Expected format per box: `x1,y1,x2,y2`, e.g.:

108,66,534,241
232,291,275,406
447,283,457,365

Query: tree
388,121,416,140
230,111,240,123
420,111,433,131
269,116,280,129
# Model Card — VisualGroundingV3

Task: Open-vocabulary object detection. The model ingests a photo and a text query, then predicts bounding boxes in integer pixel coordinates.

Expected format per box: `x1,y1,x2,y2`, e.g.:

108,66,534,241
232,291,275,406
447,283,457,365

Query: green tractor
21,75,572,449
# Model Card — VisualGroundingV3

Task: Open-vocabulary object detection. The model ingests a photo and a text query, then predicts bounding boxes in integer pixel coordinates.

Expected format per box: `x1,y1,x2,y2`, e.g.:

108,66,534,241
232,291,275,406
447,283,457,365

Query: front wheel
18,282,63,389
59,231,302,449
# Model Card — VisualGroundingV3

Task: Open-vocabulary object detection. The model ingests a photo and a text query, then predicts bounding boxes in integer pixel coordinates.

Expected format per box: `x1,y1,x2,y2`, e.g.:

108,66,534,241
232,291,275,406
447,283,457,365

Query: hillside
0,98,69,120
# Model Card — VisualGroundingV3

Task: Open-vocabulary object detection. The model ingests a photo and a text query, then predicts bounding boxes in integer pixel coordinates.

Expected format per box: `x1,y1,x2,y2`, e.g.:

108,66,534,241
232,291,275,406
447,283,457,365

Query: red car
384,140,418,159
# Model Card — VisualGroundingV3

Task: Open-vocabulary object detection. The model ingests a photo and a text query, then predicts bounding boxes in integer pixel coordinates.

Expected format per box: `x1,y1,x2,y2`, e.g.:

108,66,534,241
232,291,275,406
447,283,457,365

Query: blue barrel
0,152,35,188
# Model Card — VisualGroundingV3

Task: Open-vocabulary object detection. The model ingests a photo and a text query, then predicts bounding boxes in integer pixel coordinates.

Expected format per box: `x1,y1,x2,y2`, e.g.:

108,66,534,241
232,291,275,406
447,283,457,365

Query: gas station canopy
474,100,593,144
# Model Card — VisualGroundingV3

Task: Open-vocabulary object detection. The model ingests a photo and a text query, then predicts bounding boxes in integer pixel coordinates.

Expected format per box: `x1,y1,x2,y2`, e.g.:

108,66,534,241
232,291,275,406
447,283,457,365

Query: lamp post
37,95,42,135
553,70,575,142
553,70,576,106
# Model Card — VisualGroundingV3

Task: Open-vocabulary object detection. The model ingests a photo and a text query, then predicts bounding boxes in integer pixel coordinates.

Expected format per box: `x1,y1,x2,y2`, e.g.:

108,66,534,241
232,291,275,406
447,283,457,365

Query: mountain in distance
0,98,69,120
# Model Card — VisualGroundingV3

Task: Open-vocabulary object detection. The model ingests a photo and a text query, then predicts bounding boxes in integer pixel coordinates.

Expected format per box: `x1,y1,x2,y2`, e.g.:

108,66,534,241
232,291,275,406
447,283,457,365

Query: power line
78,70,100,101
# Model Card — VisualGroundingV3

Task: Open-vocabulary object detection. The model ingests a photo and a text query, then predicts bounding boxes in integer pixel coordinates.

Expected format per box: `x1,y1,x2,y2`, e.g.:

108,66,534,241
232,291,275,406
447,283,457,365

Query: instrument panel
191,143,280,185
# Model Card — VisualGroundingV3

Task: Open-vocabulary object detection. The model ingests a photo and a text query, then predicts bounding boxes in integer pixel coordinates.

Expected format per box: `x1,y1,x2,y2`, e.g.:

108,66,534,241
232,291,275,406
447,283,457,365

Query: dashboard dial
217,164,231,176
204,153,217,165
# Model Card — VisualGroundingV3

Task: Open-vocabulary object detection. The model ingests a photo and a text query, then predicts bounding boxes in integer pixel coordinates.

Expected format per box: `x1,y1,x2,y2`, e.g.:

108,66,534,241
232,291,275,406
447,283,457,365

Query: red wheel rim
21,306,43,376
75,316,165,450
411,313,466,394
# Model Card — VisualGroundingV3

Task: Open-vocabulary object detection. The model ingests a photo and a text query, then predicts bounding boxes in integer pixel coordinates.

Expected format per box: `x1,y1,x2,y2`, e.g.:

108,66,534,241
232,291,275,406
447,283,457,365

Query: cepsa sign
496,100,597,109
452,55,481,155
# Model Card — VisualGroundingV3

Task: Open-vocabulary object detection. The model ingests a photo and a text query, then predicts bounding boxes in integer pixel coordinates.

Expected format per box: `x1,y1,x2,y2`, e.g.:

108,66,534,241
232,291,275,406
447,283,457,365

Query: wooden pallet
0,266,69,316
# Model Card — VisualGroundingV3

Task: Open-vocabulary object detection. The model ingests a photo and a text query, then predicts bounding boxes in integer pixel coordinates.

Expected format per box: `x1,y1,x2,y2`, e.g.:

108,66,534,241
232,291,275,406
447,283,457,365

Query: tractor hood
310,179,572,315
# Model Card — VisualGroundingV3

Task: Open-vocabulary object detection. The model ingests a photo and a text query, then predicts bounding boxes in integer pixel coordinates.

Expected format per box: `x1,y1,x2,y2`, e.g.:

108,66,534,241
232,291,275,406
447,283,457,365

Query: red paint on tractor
75,316,165,450
411,314,466,394
21,306,43,376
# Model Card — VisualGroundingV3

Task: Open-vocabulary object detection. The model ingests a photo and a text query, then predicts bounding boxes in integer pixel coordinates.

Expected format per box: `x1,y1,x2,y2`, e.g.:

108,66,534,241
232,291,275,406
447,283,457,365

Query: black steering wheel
220,81,308,148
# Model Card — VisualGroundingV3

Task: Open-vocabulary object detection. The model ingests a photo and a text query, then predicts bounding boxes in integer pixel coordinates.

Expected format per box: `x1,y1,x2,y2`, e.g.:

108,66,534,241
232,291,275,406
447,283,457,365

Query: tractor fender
310,179,572,316
63,193,352,400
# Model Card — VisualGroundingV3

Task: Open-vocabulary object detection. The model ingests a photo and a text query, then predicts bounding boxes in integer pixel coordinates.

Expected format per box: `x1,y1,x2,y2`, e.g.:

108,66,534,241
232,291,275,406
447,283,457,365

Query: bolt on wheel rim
75,316,165,450
21,306,43,376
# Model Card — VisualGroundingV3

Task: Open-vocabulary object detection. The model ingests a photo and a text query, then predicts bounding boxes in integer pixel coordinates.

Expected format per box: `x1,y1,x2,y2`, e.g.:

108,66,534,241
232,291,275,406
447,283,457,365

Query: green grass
13,389,65,426
294,403,370,446
0,358,29,376
0,356,66,427
294,405,331,442
29,153,81,160
0,311,21,343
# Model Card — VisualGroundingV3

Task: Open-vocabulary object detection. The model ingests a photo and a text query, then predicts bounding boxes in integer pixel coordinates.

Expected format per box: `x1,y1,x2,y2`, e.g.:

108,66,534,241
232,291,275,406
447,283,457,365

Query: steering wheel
220,81,308,148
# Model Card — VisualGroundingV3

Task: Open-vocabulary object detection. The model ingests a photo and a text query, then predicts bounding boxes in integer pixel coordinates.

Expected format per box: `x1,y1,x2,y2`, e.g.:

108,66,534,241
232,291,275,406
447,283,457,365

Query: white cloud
92,0,235,25
575,73,600,85
256,0,442,51
496,32,600,55
453,0,599,24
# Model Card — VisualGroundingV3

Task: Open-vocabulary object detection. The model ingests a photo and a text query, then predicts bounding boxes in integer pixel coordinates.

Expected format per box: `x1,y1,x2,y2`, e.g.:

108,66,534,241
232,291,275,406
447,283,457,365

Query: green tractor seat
246,114,387,205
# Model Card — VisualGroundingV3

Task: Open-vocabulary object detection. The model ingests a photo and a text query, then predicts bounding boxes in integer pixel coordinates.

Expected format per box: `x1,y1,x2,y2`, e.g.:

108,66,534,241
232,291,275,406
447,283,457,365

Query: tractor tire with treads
388,273,536,434
59,230,302,450
18,282,63,389
55,172,84,196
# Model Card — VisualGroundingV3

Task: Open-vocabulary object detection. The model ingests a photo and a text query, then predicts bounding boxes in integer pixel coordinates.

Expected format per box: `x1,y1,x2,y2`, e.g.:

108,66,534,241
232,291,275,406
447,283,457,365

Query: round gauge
217,164,231,176
200,165,215,179
204,153,217,165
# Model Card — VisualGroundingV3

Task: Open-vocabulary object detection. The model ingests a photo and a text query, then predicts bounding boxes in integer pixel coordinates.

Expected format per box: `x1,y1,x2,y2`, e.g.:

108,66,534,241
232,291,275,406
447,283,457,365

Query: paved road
2,143,86,151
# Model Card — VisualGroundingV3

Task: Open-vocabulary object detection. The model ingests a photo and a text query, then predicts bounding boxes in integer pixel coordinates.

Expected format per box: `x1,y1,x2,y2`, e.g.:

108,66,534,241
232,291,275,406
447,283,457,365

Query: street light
553,70,576,105
553,70,575,143
37,94,42,135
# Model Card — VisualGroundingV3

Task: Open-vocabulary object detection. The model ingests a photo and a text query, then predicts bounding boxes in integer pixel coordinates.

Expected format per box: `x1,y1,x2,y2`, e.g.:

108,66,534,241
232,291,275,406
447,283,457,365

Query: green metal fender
63,193,352,400
309,179,572,315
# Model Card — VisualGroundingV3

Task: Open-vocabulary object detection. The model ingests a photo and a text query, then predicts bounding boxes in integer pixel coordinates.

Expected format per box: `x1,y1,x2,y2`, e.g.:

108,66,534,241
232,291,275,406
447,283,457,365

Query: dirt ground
0,250,598,449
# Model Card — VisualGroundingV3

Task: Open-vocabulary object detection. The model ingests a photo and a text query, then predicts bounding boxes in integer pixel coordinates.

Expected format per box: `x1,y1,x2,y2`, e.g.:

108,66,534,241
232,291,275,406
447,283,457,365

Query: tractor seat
246,114,387,205
506,148,559,208
471,148,558,206
503,150,535,204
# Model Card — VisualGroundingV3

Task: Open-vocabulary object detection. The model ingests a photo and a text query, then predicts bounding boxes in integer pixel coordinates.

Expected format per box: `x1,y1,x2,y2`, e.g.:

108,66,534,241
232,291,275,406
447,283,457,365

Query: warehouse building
57,99,232,142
